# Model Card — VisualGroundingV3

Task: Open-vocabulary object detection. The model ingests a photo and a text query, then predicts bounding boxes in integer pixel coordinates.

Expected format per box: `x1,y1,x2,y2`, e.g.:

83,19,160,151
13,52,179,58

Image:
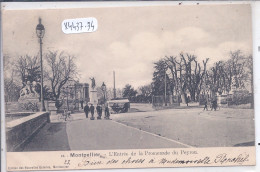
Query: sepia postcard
2,3,255,171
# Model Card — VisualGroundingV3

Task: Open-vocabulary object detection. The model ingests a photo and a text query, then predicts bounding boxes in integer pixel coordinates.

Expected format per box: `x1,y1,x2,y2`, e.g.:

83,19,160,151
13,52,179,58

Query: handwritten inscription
75,152,250,167
158,153,249,165
78,158,103,167
121,157,145,164
214,153,249,165
159,157,211,165
62,17,98,34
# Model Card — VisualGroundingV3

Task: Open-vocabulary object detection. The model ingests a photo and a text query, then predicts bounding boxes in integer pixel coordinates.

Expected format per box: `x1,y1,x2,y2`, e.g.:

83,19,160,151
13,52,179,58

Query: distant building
60,81,90,111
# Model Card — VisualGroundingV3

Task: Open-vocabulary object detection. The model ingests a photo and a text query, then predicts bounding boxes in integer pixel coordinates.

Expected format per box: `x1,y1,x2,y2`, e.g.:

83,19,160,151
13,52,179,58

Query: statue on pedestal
89,77,98,105
18,81,40,111
90,77,96,90
19,81,39,99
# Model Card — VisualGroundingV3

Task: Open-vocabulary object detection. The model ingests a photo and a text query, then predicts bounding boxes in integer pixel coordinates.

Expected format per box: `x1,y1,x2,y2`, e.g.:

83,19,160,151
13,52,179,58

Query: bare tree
139,85,152,97
207,50,250,96
4,72,21,102
179,53,208,101
165,53,208,102
4,54,40,102
165,56,179,96
138,84,152,103
228,50,248,89
45,51,78,101
14,55,40,86
153,50,252,106
207,61,226,96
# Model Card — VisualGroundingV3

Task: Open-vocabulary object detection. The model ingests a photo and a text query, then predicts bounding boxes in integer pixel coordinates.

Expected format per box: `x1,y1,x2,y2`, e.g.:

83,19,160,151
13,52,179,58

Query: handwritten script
77,152,250,167
62,17,98,34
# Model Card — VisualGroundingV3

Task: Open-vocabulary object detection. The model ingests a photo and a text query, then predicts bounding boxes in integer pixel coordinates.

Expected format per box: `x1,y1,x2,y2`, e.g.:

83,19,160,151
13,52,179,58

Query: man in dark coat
211,97,217,111
80,100,84,109
90,104,95,120
105,104,110,119
84,103,89,118
212,99,217,111
123,103,129,112
96,104,102,119
203,100,208,111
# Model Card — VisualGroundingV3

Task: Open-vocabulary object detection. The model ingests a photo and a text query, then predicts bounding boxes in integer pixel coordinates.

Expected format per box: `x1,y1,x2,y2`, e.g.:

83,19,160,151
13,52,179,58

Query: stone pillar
47,101,57,115
90,88,98,105
83,83,90,103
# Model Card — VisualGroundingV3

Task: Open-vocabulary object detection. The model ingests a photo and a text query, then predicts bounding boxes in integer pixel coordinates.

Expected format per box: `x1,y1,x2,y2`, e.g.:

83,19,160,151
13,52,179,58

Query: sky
2,4,252,89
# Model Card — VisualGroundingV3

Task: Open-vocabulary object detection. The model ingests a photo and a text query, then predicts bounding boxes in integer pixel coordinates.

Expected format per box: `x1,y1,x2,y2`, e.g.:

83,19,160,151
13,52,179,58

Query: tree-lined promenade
4,49,253,110
121,50,253,107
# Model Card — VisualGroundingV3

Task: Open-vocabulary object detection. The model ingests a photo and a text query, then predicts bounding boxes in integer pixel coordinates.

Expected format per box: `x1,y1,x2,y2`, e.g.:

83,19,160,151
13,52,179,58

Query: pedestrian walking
211,98,217,111
80,100,84,109
84,103,89,118
96,104,102,119
203,100,208,111
123,103,129,112
186,95,190,106
105,104,110,120
210,99,214,111
90,104,95,120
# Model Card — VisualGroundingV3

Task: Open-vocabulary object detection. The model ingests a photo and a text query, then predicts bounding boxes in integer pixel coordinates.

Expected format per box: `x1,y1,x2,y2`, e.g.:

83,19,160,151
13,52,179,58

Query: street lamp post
36,18,46,111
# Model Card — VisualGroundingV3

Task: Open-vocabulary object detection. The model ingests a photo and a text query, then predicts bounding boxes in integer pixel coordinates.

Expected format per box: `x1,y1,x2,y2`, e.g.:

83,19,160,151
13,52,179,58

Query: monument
18,81,40,111
89,77,98,105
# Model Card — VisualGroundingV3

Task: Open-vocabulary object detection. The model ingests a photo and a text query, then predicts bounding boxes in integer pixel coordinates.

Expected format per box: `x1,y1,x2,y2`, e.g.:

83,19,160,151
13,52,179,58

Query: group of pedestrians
83,103,110,120
203,97,219,111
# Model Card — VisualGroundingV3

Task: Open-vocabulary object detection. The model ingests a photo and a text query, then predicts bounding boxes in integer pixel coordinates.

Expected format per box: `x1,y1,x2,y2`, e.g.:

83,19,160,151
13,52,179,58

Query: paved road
113,108,254,147
22,106,254,151
67,118,188,150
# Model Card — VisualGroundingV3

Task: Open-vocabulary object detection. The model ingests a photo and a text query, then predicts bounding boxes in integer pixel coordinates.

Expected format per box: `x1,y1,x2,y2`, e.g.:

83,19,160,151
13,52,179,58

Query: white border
0,1,254,10
1,1,259,172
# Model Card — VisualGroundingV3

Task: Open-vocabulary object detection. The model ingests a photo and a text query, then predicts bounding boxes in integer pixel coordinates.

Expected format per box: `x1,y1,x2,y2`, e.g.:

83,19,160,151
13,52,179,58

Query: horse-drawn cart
107,98,130,114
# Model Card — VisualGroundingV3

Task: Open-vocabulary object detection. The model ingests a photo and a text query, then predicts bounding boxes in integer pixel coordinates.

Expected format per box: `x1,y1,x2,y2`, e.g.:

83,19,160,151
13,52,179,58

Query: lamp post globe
36,17,46,111
101,82,106,91
36,18,45,38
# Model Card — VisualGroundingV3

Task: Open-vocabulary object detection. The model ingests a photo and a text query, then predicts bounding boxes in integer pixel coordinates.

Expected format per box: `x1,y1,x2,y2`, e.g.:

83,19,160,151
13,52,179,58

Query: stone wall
5,101,48,113
6,112,50,152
